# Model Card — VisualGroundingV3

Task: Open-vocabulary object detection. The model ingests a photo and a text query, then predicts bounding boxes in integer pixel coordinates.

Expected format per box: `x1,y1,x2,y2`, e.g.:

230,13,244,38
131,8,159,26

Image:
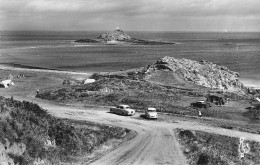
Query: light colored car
110,104,135,116
145,107,158,119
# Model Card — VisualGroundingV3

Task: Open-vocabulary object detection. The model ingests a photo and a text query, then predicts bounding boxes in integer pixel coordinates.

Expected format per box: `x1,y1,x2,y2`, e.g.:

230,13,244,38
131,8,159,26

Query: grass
175,129,260,165
0,96,133,164
37,76,256,118
37,77,206,111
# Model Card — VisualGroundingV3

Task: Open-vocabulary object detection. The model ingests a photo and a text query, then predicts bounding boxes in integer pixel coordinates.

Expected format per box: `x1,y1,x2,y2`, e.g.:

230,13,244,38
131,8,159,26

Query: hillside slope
92,56,247,94
145,56,245,94
37,56,251,120
0,96,130,164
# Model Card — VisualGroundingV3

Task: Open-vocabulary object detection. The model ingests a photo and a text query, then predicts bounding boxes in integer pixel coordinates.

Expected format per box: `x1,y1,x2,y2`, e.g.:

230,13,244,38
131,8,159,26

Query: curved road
38,100,188,165
4,95,260,165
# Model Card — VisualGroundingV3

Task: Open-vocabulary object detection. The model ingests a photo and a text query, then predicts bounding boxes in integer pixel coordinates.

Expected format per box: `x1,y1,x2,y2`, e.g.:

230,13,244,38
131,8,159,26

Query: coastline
1,62,259,91
0,63,93,76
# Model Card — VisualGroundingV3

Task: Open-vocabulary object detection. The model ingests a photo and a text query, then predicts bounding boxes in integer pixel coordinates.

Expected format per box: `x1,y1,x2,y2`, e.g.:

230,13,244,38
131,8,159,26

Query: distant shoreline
0,63,58,70
0,63,93,76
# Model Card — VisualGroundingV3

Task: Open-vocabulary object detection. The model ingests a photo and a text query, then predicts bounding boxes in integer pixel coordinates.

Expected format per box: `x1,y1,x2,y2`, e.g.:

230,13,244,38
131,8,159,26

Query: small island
75,28,175,45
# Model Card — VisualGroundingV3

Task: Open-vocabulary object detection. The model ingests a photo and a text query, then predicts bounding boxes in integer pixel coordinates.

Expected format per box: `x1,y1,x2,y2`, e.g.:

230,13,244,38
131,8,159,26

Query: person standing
199,110,202,119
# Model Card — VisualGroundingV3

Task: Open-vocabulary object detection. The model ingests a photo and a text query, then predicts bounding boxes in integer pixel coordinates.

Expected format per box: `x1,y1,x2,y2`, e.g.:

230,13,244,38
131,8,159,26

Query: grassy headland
36,56,260,135
37,71,257,119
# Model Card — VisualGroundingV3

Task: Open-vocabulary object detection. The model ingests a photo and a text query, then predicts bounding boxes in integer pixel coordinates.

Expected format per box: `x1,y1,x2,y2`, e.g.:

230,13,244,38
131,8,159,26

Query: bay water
0,31,259,88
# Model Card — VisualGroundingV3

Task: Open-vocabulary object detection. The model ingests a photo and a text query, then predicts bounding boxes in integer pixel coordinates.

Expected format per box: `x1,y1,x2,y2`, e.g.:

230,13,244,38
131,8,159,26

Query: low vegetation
175,129,260,165
0,96,132,164
37,76,252,117
244,106,260,120
37,77,204,111
37,73,260,134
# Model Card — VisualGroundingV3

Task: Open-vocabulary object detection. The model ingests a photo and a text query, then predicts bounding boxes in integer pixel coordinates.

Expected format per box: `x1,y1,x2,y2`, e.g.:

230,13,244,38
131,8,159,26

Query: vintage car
191,101,211,108
145,107,158,119
110,104,135,116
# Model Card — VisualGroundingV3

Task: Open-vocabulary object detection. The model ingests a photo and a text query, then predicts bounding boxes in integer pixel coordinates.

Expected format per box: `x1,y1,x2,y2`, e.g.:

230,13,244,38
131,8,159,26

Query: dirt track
25,97,188,165
2,94,260,165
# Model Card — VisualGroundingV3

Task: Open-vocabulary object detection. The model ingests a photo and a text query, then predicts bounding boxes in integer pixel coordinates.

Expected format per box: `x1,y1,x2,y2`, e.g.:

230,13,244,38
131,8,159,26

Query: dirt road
22,96,188,165
2,93,260,165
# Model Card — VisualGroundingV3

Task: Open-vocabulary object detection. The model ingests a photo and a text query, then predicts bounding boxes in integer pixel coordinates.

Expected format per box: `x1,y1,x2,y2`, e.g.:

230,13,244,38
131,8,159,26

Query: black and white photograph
0,0,260,164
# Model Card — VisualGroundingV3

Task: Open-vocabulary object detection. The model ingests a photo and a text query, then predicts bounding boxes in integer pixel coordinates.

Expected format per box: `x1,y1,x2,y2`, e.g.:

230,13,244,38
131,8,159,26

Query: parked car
110,105,135,116
191,101,211,108
145,107,158,119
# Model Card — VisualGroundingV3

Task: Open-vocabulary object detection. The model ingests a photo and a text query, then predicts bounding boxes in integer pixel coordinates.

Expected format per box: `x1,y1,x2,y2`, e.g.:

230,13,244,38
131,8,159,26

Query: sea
0,31,259,89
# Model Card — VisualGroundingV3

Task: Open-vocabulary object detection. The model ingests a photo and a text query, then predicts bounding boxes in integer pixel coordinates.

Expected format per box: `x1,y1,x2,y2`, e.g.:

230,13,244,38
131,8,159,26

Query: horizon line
1,30,260,33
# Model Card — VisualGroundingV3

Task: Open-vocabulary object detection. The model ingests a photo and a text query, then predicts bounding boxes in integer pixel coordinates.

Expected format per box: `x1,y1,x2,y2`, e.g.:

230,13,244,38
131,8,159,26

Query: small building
0,79,15,88
206,94,226,106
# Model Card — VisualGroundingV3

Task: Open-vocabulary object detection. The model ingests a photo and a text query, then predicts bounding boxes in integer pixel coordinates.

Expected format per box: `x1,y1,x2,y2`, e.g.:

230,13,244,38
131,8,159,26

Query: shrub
179,130,196,140
244,107,260,120
176,129,260,165
0,96,131,163
197,153,209,165
8,153,28,165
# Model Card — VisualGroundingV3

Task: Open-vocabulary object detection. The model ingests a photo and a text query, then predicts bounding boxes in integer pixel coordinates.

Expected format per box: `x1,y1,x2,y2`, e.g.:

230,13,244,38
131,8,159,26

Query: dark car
191,101,211,108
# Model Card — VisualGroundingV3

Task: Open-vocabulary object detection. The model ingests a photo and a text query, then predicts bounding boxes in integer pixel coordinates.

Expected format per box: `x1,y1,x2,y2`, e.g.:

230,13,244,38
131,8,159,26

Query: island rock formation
97,28,131,41
75,28,174,45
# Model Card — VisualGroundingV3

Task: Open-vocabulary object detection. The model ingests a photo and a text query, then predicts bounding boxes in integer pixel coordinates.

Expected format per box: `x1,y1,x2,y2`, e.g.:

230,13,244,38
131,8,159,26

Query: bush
179,130,196,140
8,153,28,165
244,107,260,120
176,129,260,165
197,153,209,165
0,96,131,163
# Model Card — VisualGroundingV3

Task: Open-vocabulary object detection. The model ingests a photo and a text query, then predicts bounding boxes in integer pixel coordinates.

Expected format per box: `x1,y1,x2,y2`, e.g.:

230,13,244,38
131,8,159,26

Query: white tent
0,79,15,88
83,79,95,84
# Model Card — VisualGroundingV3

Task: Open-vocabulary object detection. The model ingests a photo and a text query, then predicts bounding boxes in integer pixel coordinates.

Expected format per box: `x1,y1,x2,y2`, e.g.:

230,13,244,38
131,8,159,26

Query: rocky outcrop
142,56,246,94
97,28,131,41
90,56,246,94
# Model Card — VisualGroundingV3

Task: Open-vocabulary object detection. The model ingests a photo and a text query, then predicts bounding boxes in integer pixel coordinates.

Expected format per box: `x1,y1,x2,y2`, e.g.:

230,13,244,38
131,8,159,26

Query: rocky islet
75,28,175,45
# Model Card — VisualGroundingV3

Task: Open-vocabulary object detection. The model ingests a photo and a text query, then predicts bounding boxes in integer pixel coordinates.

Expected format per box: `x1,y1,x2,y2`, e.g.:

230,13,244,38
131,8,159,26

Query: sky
0,0,260,32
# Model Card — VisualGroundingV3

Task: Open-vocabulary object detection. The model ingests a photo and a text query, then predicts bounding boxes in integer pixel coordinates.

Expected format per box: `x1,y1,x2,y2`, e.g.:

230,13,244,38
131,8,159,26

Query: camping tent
0,79,15,88
83,79,95,84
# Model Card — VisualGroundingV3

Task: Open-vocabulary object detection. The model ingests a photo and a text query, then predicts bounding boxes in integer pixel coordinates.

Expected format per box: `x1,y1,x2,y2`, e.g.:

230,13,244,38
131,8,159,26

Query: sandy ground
1,66,260,165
